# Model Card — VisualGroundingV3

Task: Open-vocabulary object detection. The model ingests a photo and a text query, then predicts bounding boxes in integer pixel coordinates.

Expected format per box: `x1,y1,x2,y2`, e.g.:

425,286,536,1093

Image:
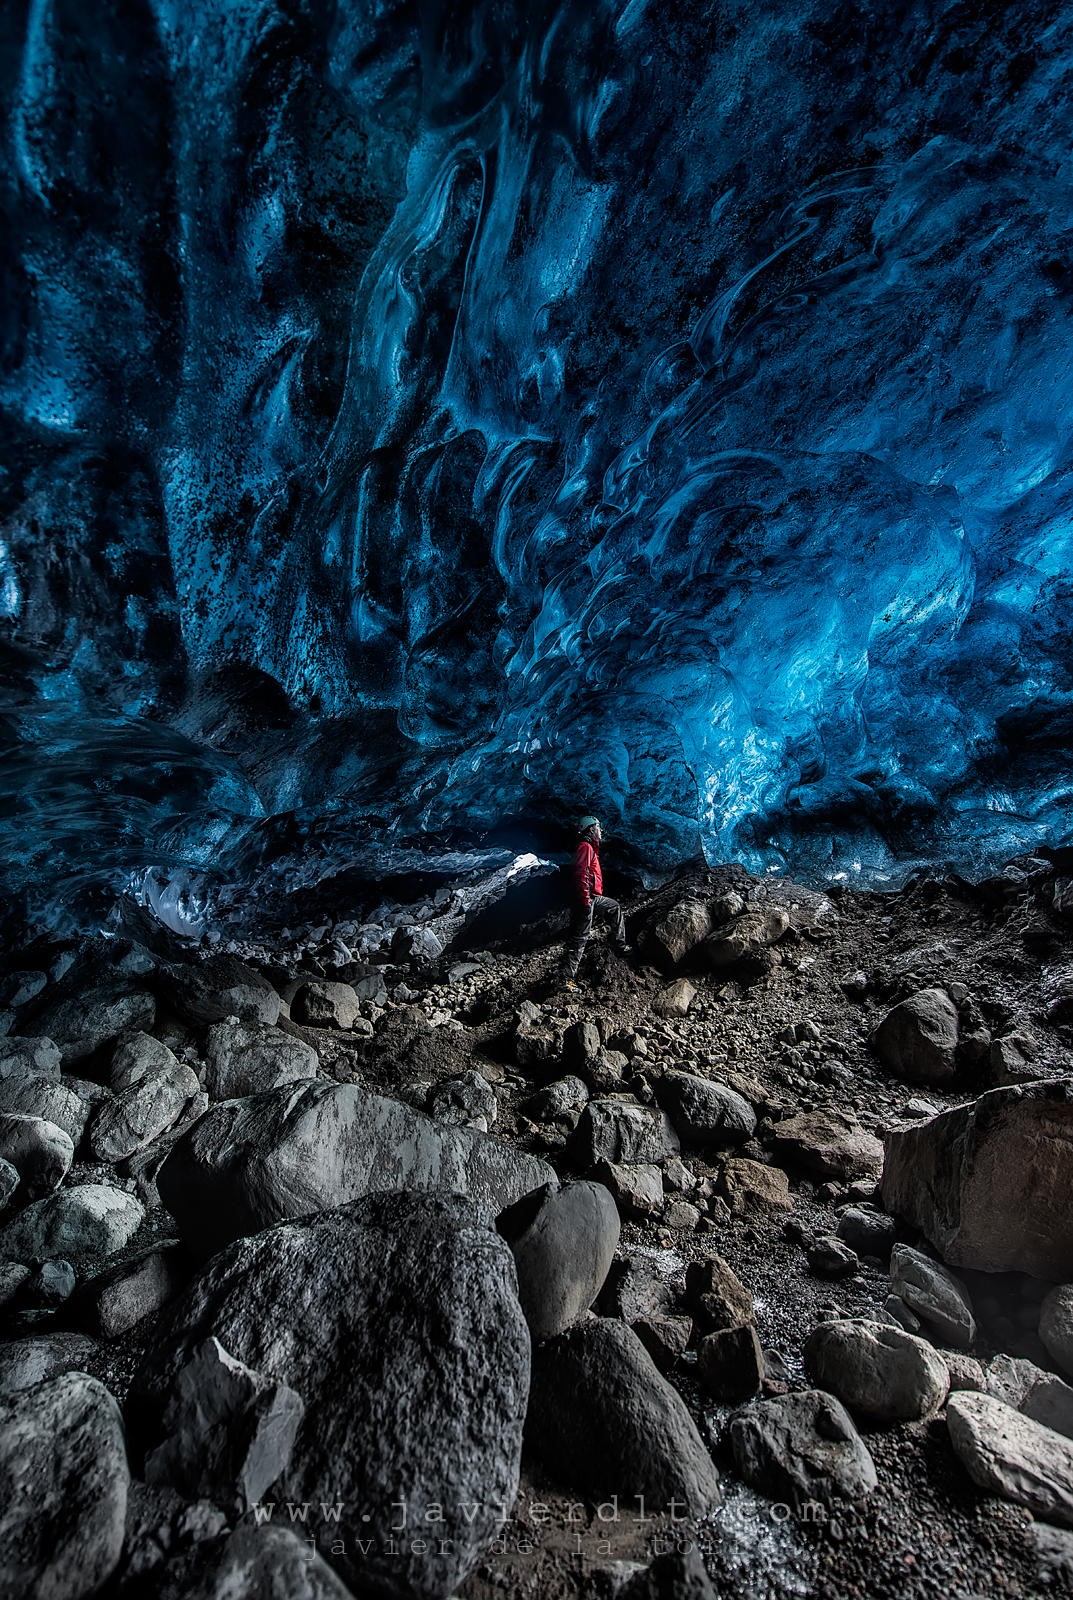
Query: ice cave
2,5,1073,1600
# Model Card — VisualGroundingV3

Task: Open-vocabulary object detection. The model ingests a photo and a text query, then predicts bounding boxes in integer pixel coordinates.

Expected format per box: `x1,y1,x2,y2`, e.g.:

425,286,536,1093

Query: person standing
562,815,630,984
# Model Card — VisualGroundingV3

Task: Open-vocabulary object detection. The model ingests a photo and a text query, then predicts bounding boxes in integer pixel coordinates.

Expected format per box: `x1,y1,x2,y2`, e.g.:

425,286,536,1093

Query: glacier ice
2,0,1073,926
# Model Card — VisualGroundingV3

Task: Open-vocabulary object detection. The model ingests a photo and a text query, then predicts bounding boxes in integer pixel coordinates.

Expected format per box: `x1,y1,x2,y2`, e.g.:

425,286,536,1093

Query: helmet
578,815,601,832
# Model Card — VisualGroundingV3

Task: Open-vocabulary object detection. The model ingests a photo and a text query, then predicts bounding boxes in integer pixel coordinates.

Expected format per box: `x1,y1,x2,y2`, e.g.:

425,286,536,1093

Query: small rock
653,979,697,1019
804,1318,950,1422
684,1255,753,1332
75,1245,186,1340
573,1100,677,1168
23,1258,76,1307
807,1236,859,1278
716,1157,793,1217
0,1158,17,1210
945,1352,987,1393
525,1076,589,1122
648,901,713,969
889,1242,976,1349
697,1323,764,1401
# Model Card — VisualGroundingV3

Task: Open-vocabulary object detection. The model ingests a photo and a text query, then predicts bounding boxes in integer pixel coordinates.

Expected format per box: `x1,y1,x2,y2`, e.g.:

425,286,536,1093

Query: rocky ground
1,851,1073,1599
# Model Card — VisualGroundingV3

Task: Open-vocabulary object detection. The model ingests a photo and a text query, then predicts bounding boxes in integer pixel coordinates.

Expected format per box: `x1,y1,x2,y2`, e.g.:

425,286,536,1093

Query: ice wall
2,0,1073,922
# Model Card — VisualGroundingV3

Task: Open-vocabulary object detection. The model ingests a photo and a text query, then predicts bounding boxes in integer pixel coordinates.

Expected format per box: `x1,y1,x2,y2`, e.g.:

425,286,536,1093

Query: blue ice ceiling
2,0,1073,921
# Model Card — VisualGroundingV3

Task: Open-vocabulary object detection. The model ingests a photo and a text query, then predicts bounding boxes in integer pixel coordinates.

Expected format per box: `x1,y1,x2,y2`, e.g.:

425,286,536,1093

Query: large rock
703,908,789,969
290,980,362,1029
770,1108,883,1181
656,1072,756,1149
889,1243,976,1349
0,1037,61,1079
204,1021,319,1099
163,958,281,1026
716,1156,793,1217
526,1315,720,1517
572,1099,678,1168
133,1192,530,1600
987,1354,1073,1441
157,1081,555,1258
0,1113,73,1197
729,1390,877,1507
75,1245,186,1340
652,979,697,1019
871,988,959,1084
0,1182,145,1265
1041,1284,1073,1379
497,1180,619,1341
881,1081,1073,1278
183,1524,356,1600
647,900,713,969
947,1390,1073,1528
32,988,157,1065
0,1075,90,1146
0,1332,100,1393
0,1372,129,1598
804,1318,949,1422
88,1061,200,1163
145,1337,304,1515
110,1031,183,1090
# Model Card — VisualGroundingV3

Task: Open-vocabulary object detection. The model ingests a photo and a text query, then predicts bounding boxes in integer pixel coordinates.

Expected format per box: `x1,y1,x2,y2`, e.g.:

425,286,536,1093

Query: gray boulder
204,1021,319,1100
0,1075,90,1146
804,1318,950,1421
835,1207,896,1261
703,908,789,968
771,1108,883,1181
164,958,281,1026
648,900,713,970
525,1075,589,1122
428,1070,498,1129
157,1081,554,1258
871,988,959,1084
572,1099,678,1168
987,1354,1073,1441
947,1390,1073,1528
145,1337,304,1515
181,1524,356,1600
0,1113,73,1198
0,1182,145,1266
32,988,156,1065
110,1031,184,1090
290,980,361,1029
88,1060,200,1163
497,1180,619,1341
593,1160,665,1219
656,1072,755,1149
0,1372,128,1598
881,1081,1073,1278
0,1036,61,1079
729,1390,877,1507
526,1315,720,1517
0,1159,15,1209
889,1243,976,1348
75,1245,186,1340
1041,1284,1073,1379
0,1332,100,1393
697,1324,764,1401
133,1192,530,1600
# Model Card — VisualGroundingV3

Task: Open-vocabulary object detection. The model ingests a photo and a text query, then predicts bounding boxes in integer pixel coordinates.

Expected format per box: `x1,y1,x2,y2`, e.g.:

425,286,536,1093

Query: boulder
599,1255,693,1369
290,980,362,1029
110,1031,184,1090
729,1390,877,1507
0,1113,73,1197
871,988,959,1084
880,1081,1073,1278
807,1236,859,1278
889,1243,976,1349
716,1157,793,1217
32,988,157,1066
572,1100,677,1168
204,1020,319,1100
182,1524,356,1600
145,1337,304,1515
88,1061,200,1163
0,1182,145,1266
656,1072,756,1149
0,1036,61,1079
697,1324,764,1401
835,1207,896,1261
157,1081,555,1258
989,1032,1041,1087
133,1192,530,1600
987,1354,1073,1441
75,1245,187,1340
392,925,445,965
684,1255,753,1333
593,1160,665,1219
428,1070,498,1129
526,1315,721,1517
703,908,790,969
770,1108,883,1181
617,1548,716,1600
0,1332,100,1393
0,1372,128,1598
1040,1284,1073,1379
497,1180,619,1341
525,1076,589,1122
0,1075,90,1146
804,1318,949,1422
164,958,281,1026
648,900,713,970
947,1390,1073,1528
0,1159,15,1209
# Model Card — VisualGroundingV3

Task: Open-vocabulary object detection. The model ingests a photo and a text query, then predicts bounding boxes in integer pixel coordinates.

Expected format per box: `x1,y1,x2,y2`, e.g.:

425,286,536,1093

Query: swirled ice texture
3,0,1073,924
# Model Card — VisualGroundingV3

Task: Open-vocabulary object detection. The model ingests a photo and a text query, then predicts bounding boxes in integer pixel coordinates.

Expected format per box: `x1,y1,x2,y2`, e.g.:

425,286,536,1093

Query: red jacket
574,839,602,907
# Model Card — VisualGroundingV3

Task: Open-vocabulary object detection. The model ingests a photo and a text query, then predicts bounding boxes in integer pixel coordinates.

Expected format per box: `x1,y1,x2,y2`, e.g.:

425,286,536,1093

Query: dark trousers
563,894,626,977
